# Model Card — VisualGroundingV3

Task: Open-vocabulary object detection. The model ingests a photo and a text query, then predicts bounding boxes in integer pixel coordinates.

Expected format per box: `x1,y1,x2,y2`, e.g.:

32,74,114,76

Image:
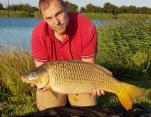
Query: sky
1,0,151,8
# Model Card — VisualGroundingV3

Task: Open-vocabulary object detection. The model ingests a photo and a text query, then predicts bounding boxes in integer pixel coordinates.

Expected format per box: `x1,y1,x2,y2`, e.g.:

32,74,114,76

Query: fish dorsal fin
95,64,113,76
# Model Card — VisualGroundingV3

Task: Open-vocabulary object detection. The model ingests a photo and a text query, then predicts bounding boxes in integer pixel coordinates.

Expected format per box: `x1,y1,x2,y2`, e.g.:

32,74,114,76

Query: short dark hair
39,0,65,12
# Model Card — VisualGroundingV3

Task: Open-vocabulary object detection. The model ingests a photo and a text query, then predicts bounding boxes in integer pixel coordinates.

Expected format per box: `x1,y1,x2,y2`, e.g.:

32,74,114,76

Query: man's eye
57,11,63,17
45,17,52,21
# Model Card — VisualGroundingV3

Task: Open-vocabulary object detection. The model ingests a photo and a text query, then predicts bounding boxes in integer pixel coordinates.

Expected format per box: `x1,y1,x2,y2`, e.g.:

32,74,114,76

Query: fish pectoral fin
71,94,79,102
48,88,58,99
117,91,132,110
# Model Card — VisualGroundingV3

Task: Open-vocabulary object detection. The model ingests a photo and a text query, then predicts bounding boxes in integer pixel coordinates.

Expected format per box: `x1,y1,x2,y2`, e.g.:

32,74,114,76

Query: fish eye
27,72,37,81
30,72,36,78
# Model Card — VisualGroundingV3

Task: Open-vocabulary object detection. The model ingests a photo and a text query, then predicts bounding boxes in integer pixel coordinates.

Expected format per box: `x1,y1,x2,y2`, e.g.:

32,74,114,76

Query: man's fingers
93,88,105,96
91,88,106,96
100,89,105,95
90,89,97,96
96,88,101,96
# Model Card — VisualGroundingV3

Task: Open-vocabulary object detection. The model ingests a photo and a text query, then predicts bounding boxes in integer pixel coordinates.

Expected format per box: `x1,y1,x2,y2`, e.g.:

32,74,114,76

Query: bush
97,20,151,73
0,10,31,18
33,11,42,18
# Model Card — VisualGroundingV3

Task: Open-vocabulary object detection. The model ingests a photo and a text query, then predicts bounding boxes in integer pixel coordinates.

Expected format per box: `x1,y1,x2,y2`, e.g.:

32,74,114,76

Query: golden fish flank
21,60,143,110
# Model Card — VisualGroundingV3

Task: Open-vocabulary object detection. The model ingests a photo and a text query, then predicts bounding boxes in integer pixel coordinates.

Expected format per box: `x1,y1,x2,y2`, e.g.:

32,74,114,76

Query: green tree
85,3,101,12
128,5,137,13
141,7,150,14
7,3,38,12
64,1,78,12
80,7,86,12
119,6,128,13
0,2,4,10
103,2,119,14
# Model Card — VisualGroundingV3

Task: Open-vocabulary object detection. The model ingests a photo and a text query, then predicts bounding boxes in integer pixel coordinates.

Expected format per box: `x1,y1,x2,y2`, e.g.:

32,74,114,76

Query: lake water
0,18,107,50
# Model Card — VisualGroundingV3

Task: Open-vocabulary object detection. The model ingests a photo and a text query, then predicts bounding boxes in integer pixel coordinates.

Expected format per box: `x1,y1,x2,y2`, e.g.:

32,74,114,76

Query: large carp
21,61,143,110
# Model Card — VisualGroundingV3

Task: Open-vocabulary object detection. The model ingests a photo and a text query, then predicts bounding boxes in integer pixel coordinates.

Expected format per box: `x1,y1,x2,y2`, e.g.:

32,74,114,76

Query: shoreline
0,10,151,20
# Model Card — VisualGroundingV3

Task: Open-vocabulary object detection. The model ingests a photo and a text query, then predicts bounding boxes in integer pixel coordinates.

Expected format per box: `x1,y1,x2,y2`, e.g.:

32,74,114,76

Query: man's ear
44,19,47,22
43,18,48,23
63,4,68,12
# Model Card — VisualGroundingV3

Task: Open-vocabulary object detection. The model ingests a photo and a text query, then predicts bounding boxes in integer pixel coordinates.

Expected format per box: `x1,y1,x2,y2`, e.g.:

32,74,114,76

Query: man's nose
53,17,60,25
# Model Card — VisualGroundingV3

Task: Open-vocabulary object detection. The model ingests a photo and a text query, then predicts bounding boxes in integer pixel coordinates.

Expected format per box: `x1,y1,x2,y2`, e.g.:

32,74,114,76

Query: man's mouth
55,24,64,30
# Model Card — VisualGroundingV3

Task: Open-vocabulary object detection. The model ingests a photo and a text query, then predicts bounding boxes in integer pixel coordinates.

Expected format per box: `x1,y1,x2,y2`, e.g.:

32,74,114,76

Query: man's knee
68,94,97,107
36,90,67,110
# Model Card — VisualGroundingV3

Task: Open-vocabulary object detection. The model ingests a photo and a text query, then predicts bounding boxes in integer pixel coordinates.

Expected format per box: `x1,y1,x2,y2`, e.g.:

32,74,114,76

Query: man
31,0,105,110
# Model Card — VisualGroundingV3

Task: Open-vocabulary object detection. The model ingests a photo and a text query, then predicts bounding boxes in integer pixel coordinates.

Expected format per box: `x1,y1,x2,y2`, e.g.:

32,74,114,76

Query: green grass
0,50,36,116
0,20,151,116
34,12,151,20
97,20,151,70
84,13,151,20
83,13,114,20
0,10,32,18
96,19,151,112
1,10,151,20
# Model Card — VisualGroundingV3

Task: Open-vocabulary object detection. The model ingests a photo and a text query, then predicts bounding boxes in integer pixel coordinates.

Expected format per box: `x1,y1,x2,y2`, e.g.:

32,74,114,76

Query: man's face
41,1,69,34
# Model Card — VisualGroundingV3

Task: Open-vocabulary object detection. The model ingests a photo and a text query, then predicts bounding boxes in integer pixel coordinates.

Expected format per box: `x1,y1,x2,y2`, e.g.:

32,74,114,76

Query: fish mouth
21,75,50,89
21,75,32,84
21,75,26,82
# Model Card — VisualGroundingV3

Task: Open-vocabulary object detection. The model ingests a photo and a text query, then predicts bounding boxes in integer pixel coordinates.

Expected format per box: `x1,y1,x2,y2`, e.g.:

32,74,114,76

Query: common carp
21,60,143,110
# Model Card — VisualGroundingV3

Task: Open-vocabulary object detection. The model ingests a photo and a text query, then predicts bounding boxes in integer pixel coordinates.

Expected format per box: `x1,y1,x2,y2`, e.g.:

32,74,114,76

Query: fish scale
43,61,121,94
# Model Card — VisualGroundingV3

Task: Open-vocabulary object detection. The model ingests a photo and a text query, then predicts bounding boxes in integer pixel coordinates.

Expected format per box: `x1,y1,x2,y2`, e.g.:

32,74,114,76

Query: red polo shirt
31,13,97,62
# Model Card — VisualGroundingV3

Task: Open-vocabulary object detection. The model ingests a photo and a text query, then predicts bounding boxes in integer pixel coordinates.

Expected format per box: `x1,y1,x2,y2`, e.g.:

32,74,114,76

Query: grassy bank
1,10,151,20
96,20,151,112
0,50,36,116
0,10,33,18
97,20,151,112
0,20,151,116
84,13,151,20
33,11,151,20
97,20,151,70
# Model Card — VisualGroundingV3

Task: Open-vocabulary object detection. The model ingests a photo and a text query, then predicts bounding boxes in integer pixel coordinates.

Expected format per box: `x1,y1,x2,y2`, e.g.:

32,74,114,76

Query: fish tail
117,82,143,110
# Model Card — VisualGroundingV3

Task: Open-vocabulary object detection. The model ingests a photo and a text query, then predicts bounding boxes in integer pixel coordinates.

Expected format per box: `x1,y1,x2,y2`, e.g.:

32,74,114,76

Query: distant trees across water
82,2,151,15
0,1,151,15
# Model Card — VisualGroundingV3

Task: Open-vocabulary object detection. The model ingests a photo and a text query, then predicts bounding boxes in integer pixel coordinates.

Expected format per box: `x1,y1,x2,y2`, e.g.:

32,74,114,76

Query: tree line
0,3,38,12
83,2,151,15
0,1,151,14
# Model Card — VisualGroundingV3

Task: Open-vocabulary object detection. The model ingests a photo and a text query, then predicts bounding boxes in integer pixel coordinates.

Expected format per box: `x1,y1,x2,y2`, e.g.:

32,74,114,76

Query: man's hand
91,88,105,96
